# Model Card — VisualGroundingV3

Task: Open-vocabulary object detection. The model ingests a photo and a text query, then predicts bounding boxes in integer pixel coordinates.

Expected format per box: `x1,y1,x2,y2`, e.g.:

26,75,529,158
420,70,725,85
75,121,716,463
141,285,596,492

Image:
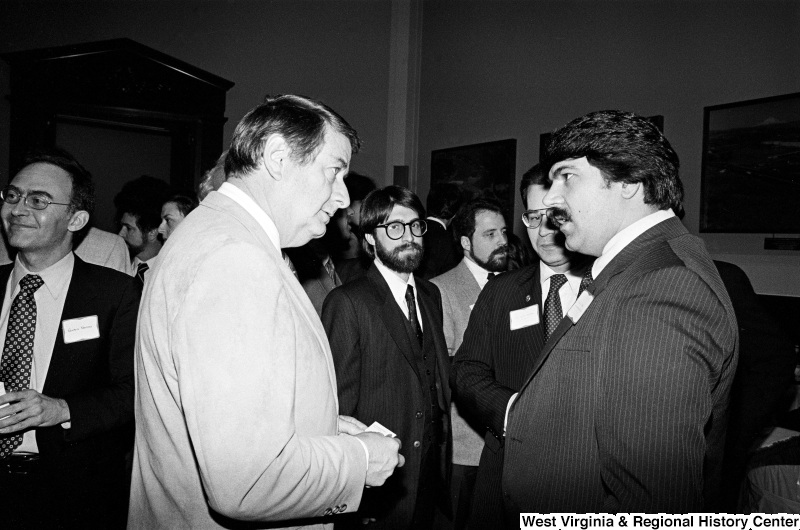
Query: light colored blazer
431,258,484,466
128,191,367,529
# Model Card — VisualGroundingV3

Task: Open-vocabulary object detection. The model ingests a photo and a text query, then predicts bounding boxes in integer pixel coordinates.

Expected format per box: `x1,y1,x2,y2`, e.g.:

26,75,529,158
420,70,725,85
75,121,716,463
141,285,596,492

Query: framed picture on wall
700,92,800,233
430,138,517,222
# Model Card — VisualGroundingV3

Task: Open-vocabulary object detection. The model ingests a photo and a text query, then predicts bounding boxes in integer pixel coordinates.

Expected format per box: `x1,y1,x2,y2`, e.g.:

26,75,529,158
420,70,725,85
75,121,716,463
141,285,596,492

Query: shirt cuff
353,436,370,471
504,393,519,435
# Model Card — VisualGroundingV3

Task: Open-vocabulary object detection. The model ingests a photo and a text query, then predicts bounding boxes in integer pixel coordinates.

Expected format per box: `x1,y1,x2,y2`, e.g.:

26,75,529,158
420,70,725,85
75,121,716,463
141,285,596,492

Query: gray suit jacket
504,217,739,513
431,258,484,466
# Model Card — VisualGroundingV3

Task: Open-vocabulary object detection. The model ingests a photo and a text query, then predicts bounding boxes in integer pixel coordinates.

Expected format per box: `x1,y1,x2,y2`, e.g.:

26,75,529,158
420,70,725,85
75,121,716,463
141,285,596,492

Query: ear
262,133,292,180
460,235,471,252
620,181,641,200
66,210,89,233
364,232,376,248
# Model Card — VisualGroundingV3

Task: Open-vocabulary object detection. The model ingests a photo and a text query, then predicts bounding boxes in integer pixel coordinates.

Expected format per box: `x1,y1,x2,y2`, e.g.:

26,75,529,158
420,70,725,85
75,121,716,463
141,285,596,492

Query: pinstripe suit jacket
322,263,451,529
503,217,739,514
451,263,546,528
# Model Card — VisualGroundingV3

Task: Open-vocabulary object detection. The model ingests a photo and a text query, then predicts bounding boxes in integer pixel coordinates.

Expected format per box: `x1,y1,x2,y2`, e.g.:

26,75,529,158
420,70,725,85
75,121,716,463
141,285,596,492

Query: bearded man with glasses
322,185,451,530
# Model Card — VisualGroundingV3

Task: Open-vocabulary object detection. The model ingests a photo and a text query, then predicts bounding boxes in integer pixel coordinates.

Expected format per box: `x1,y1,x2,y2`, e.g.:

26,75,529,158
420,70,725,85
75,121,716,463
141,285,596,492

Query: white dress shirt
0,252,74,453
539,261,585,313
463,255,497,290
592,209,675,279
374,258,423,330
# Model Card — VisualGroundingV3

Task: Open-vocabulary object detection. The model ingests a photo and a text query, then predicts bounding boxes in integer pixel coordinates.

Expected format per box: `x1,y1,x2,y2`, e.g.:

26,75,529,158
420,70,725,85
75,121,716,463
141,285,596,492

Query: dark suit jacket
504,217,739,514
714,260,795,508
322,264,451,529
0,256,140,525
451,263,545,528
418,220,461,280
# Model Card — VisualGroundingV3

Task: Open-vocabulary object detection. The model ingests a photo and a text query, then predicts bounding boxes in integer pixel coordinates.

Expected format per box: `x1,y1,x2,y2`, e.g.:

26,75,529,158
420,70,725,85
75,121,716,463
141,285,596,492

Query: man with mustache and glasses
450,164,590,529
323,185,450,530
430,196,508,529
503,110,738,514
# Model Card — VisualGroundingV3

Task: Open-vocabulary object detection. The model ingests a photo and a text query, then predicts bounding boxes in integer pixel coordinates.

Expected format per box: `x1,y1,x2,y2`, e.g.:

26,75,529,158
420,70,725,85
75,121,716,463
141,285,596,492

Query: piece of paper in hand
365,421,396,438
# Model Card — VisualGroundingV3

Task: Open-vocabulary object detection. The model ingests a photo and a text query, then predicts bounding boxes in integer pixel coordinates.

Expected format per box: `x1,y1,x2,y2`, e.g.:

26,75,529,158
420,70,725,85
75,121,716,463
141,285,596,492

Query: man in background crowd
430,196,508,529
114,175,172,283
417,182,464,280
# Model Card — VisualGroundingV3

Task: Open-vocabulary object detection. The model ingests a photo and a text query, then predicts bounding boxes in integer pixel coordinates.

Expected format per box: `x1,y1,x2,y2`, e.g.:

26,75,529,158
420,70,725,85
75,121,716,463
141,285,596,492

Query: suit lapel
366,265,422,381
43,257,98,395
517,220,676,393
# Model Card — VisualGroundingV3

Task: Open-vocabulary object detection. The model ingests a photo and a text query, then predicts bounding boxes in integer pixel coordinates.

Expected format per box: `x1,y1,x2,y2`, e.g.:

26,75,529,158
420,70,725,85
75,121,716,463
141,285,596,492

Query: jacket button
341,504,347,512
416,411,423,418
413,441,421,448
323,508,333,516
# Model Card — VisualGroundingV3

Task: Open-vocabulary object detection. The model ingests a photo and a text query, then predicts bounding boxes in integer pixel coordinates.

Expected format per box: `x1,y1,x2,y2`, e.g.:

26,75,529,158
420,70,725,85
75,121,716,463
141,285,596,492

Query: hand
355,432,404,487
338,415,367,435
0,389,70,433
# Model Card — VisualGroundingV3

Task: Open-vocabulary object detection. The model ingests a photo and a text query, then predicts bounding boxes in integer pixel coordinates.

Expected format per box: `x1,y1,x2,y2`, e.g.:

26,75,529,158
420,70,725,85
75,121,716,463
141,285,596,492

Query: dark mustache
396,242,423,252
491,246,508,258
547,208,570,227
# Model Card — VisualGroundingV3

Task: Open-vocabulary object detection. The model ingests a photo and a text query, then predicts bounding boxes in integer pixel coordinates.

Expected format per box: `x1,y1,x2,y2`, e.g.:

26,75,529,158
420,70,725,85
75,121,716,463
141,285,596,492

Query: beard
470,246,508,272
376,240,424,274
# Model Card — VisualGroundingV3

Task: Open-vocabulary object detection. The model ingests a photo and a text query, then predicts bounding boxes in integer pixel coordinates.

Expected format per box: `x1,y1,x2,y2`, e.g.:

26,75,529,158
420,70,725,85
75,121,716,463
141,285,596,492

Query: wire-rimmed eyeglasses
375,219,428,240
1,187,71,211
521,208,551,229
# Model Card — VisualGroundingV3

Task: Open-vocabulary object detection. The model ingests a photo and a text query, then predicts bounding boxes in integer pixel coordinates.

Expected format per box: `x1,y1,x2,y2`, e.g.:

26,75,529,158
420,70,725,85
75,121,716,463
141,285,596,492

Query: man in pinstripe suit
503,110,738,515
451,165,589,528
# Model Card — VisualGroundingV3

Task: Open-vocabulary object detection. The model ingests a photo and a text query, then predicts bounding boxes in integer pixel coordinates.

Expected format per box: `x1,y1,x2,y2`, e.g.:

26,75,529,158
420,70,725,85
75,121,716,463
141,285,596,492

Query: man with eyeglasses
322,185,451,529
0,148,140,527
451,163,590,528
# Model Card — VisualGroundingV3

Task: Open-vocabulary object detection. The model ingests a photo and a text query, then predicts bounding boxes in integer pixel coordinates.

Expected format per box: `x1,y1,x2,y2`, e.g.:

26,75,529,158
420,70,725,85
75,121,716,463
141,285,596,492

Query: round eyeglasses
1,187,71,211
521,208,551,229
375,219,428,240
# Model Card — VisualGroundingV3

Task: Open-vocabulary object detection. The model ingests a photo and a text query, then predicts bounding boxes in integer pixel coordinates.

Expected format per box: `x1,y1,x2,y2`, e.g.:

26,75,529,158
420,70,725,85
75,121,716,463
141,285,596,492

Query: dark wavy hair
451,196,506,243
225,94,361,177
519,163,548,209
360,185,425,258
542,110,683,210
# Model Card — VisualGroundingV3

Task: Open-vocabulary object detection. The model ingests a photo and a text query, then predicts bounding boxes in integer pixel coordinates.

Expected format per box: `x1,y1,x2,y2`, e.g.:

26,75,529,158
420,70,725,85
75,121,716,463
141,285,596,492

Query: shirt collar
462,256,494,289
218,182,281,253
539,260,585,292
592,209,675,279
12,251,74,300
374,258,417,299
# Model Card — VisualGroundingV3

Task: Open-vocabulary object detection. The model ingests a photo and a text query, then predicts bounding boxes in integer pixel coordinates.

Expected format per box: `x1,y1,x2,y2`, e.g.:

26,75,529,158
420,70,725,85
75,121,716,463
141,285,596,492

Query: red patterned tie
0,274,44,458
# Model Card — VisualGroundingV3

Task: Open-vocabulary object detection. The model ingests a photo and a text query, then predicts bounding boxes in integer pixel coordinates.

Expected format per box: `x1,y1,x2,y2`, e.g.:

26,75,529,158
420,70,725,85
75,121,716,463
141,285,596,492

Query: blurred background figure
335,171,376,284
197,152,227,201
506,233,536,271
158,193,198,241
417,182,465,280
114,175,173,283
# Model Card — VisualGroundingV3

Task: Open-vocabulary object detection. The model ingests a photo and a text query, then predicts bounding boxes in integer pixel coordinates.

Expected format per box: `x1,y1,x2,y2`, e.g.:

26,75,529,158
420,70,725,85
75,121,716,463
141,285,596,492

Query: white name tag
62,316,100,344
566,291,594,324
510,304,539,330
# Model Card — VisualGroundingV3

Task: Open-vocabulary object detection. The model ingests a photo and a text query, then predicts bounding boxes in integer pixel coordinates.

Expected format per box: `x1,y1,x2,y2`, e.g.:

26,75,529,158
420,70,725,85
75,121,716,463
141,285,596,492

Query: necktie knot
487,273,496,282
19,274,44,295
549,273,567,293
136,263,149,284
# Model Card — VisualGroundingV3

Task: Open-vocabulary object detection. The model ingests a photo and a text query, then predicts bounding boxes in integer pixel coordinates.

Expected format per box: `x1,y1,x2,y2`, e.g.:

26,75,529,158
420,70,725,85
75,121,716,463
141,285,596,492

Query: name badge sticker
62,315,100,344
566,291,594,324
510,304,539,330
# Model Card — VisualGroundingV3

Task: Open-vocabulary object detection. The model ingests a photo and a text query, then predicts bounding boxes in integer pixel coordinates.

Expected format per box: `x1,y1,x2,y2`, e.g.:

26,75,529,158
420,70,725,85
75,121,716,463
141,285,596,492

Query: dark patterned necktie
578,267,594,297
0,274,44,458
543,274,567,341
405,285,424,347
136,262,149,285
